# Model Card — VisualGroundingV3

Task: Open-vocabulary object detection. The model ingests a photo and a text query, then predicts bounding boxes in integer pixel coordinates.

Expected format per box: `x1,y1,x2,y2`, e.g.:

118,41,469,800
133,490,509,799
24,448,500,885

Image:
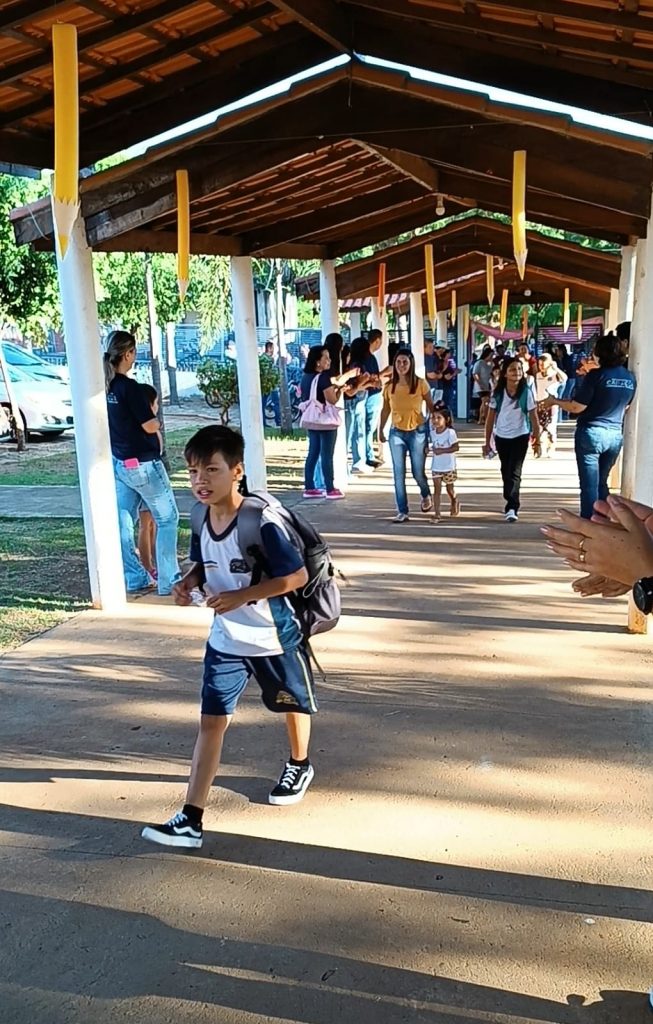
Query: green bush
196,356,280,424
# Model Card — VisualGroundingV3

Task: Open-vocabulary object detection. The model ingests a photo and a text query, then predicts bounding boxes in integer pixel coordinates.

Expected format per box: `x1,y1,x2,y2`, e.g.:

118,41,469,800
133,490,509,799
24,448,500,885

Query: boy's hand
172,579,194,606
207,590,247,614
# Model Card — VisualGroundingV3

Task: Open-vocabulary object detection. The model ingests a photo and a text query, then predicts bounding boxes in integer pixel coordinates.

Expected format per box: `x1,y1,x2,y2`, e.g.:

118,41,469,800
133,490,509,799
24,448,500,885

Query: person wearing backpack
141,425,331,850
483,357,542,522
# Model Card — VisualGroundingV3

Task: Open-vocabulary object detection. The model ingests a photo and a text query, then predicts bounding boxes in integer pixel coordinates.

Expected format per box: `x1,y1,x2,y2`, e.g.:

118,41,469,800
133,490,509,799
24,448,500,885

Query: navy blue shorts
201,643,317,716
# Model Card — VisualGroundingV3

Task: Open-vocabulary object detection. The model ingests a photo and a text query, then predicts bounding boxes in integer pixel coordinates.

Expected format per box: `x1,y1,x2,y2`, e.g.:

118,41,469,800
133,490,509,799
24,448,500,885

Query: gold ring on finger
578,550,586,564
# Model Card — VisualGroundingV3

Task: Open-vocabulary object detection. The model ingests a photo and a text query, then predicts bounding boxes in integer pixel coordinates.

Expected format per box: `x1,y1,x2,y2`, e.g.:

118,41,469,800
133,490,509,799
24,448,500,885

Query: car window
2,344,40,366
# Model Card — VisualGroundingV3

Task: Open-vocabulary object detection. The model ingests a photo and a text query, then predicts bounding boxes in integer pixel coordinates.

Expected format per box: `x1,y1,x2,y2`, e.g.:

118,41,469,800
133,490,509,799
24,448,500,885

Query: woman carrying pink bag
299,345,360,500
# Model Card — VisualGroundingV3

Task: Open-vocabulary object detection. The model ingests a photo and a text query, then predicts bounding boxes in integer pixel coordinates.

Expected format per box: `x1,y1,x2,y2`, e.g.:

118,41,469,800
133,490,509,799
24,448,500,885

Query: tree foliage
0,174,60,343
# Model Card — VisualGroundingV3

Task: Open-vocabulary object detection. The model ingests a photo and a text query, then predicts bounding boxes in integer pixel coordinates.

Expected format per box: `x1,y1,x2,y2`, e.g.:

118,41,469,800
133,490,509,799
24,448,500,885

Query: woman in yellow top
380,349,435,523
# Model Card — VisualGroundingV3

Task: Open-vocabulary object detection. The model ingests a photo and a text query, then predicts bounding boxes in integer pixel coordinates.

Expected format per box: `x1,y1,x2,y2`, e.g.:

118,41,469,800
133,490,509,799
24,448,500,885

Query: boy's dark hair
184,425,244,467
140,382,158,405
616,321,631,342
368,328,383,343
594,333,626,368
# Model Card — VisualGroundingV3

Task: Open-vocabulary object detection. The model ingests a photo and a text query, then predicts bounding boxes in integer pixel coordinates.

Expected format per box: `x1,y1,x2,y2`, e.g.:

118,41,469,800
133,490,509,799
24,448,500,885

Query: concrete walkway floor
0,426,651,1023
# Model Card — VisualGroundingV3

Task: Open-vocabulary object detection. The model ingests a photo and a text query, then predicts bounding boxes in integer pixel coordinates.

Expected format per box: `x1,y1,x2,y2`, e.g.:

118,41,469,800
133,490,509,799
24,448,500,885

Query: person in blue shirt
543,333,636,519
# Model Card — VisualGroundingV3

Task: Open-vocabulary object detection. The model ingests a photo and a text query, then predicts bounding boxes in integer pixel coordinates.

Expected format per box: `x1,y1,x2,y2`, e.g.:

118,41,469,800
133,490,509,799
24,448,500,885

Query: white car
0,366,74,438
1,341,69,383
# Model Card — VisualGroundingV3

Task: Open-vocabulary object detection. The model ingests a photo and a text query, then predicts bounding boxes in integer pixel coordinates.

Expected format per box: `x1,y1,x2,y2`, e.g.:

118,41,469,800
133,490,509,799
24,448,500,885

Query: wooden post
230,256,267,492
55,212,126,611
409,291,425,378
349,311,362,338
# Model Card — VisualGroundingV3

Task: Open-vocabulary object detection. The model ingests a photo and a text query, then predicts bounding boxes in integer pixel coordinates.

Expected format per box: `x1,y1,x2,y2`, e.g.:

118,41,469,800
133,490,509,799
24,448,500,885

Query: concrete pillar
409,291,425,377
320,260,347,491
230,256,267,492
436,310,448,344
456,305,470,420
369,296,388,368
620,234,651,634
55,213,125,611
605,288,619,333
618,244,637,323
349,311,362,338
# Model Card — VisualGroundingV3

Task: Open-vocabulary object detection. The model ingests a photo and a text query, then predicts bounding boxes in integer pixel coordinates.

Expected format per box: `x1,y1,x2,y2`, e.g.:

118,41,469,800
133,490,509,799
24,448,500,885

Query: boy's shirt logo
229,558,249,575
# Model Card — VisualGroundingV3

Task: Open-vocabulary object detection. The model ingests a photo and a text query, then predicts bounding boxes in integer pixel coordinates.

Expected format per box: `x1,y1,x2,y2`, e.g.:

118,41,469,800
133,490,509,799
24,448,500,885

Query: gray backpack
189,491,341,642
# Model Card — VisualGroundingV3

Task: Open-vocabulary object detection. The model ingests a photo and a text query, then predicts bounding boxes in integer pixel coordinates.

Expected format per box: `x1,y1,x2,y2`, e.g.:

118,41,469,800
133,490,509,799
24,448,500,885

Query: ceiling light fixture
435,193,445,216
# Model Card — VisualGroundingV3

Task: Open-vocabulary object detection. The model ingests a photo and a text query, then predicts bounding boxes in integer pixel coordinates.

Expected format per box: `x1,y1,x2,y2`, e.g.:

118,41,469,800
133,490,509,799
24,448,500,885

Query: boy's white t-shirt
430,426,458,473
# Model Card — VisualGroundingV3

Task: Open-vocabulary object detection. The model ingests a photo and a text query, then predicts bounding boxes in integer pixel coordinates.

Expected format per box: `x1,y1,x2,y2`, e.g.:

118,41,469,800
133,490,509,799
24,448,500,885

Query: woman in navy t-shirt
104,331,180,593
543,333,636,519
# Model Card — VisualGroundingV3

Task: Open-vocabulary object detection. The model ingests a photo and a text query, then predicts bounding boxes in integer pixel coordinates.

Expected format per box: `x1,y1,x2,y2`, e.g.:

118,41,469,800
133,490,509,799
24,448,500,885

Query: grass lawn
0,428,305,491
0,518,192,653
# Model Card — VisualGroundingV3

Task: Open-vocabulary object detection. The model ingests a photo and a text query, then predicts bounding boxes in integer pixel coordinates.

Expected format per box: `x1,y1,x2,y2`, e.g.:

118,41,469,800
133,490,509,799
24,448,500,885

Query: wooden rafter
268,0,352,51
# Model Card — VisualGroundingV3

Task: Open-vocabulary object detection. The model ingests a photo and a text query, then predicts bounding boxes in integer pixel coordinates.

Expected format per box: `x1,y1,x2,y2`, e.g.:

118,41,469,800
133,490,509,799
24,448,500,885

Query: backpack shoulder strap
190,500,208,539
237,494,270,582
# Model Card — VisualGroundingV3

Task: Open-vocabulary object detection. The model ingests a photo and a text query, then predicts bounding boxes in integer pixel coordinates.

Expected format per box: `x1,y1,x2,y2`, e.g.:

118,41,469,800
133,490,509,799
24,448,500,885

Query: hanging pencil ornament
577,303,583,341
450,289,457,327
486,255,495,307
512,150,528,279
424,244,437,332
377,261,386,310
500,289,509,334
51,23,79,259
522,306,529,340
176,170,190,302
563,287,570,333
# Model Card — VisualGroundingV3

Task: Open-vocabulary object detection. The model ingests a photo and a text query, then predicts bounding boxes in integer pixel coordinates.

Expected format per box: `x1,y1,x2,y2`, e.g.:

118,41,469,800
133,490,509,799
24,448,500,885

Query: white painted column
617,243,637,323
369,296,388,368
349,311,362,338
605,288,620,333
320,259,347,491
230,256,267,492
55,213,125,611
436,310,448,345
620,234,651,634
409,291,425,377
456,305,470,420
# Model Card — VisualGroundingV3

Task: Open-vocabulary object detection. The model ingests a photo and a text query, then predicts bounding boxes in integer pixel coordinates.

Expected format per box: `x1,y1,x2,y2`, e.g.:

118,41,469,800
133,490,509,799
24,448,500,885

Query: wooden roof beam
267,0,352,51
354,141,439,192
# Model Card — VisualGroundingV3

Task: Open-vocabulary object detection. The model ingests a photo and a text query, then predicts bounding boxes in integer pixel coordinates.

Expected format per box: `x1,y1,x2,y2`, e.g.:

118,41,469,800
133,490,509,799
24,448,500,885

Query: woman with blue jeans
300,345,358,500
543,333,636,519
104,331,181,594
380,349,435,523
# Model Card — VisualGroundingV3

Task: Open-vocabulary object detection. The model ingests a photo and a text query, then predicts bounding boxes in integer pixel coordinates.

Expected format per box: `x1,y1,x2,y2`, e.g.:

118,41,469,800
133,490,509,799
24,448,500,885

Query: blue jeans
389,425,430,515
345,397,367,470
112,457,181,594
575,424,623,520
305,429,337,491
365,391,384,463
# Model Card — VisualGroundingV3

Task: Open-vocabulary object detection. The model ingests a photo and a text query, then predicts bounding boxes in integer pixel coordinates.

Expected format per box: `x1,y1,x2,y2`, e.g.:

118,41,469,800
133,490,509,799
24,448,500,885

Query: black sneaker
269,762,315,806
141,811,203,849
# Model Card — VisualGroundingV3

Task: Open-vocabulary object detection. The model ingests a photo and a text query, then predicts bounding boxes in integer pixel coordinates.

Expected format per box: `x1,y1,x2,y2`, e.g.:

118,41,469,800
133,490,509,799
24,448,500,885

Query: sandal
420,497,433,513
451,498,461,517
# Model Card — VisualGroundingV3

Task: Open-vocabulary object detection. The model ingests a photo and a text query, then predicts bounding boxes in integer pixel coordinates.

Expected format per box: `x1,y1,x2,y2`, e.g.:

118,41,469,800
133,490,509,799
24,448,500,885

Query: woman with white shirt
483,357,542,522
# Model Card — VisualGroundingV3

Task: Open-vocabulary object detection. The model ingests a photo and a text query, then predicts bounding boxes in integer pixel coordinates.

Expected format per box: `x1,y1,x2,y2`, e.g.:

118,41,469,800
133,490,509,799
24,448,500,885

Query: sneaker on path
303,489,325,499
391,513,410,523
504,509,518,522
141,811,203,849
326,489,345,500
269,762,315,806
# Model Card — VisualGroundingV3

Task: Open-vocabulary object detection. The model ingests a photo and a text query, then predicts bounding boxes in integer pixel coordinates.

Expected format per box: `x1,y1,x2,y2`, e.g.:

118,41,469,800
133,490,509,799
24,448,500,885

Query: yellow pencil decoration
51,23,79,259
522,306,529,340
377,262,386,310
486,254,495,307
512,150,528,280
450,289,457,327
563,287,570,333
424,244,437,332
500,289,509,334
176,170,190,302
577,303,583,341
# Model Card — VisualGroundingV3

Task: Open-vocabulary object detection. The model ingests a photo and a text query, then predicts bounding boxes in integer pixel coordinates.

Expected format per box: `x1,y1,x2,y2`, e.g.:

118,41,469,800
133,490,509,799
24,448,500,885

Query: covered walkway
1,428,650,1023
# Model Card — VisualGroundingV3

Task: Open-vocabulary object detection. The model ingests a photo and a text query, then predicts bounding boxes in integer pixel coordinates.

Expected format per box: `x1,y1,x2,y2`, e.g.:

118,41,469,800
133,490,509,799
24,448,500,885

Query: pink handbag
299,373,342,430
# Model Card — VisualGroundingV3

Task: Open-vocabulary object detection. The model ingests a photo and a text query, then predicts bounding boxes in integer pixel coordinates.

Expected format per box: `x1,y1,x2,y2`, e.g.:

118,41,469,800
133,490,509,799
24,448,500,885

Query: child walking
141,425,317,850
429,405,460,522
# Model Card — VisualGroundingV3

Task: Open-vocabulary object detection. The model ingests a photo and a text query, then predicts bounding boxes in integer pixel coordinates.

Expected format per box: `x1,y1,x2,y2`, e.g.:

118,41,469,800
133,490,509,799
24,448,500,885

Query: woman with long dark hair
345,335,376,474
379,349,434,523
543,333,636,519
104,330,180,593
483,356,541,522
300,345,358,500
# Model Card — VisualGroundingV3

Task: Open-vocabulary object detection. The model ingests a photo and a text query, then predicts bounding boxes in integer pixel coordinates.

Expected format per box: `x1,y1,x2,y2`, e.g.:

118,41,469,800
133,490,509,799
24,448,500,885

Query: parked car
0,366,74,438
0,403,10,441
1,341,69,383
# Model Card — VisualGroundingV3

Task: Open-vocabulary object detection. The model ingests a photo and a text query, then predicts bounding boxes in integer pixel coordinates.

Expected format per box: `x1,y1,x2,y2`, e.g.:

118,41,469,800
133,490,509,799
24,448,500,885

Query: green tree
0,174,60,344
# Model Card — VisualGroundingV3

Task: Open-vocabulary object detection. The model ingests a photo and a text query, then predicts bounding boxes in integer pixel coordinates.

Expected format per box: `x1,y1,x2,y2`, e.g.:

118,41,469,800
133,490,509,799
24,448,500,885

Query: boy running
141,425,317,850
